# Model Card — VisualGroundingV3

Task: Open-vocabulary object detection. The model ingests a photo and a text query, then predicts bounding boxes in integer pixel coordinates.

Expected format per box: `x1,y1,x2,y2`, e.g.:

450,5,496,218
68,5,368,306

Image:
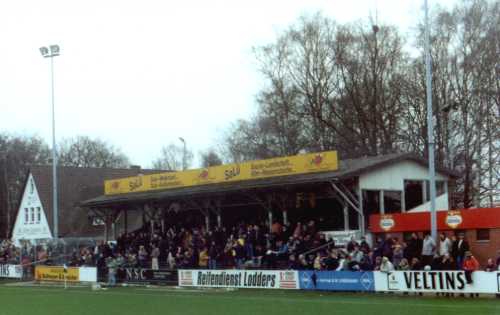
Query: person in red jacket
462,251,479,284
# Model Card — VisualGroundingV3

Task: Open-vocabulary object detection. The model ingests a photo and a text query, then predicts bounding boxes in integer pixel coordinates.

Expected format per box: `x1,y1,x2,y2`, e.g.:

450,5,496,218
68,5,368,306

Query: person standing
405,233,422,261
439,233,451,257
421,233,436,267
456,233,470,269
151,245,160,270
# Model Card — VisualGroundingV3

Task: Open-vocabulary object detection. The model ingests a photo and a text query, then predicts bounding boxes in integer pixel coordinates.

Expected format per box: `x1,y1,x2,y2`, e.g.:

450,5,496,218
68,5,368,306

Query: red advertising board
369,207,500,233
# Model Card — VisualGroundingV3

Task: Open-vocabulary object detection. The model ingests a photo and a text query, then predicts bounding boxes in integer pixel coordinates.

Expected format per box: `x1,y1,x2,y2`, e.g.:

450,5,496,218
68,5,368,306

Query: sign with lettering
35,266,79,282
178,269,298,290
374,271,500,294
0,264,22,279
124,268,177,285
299,271,374,291
105,151,338,195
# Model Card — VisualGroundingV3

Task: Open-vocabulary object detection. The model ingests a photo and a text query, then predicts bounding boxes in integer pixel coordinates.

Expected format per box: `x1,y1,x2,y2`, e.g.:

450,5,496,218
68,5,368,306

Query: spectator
455,233,470,270
462,251,479,284
484,258,496,272
398,258,410,271
392,244,404,268
380,257,395,272
199,247,209,269
410,257,422,270
405,233,422,261
151,245,160,270
439,233,451,257
421,233,436,266
439,254,455,270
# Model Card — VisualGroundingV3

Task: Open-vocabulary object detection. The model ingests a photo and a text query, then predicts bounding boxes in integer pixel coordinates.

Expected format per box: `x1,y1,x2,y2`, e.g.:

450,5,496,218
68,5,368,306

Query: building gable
11,173,52,243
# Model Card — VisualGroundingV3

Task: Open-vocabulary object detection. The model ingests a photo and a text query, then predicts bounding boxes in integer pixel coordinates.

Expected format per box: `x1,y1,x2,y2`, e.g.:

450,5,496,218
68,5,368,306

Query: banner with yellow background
105,151,338,195
35,266,80,282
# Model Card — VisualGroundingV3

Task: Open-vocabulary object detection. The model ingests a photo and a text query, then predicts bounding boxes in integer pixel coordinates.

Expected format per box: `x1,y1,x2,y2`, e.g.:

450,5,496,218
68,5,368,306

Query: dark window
384,191,402,213
404,180,424,210
476,229,490,241
363,190,380,215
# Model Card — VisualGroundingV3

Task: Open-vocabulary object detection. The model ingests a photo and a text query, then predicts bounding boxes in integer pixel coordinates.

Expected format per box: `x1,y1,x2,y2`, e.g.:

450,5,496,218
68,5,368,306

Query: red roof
369,207,500,233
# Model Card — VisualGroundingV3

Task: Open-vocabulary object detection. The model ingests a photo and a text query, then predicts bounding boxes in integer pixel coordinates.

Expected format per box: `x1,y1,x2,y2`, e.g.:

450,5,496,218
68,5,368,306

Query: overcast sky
0,0,457,168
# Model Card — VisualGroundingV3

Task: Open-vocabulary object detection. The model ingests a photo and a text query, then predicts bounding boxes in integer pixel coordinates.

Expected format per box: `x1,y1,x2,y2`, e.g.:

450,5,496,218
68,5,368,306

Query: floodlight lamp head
39,46,50,57
49,45,60,56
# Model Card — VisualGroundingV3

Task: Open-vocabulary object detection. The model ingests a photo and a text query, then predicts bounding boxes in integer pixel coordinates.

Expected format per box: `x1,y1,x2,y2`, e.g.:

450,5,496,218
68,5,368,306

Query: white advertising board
0,264,23,279
79,267,97,282
374,271,500,294
178,269,299,290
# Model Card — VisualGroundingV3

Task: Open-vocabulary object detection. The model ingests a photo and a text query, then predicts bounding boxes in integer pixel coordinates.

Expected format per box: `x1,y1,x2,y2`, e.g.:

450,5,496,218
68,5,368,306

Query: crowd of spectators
92,220,500,281
2,219,500,284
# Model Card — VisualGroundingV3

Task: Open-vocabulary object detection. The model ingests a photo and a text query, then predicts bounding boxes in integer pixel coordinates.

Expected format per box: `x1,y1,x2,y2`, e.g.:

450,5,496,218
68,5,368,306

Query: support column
379,190,385,214
205,214,210,232
283,210,288,226
268,210,273,233
343,204,349,231
217,214,222,228
104,214,110,242
124,209,128,235
358,187,365,235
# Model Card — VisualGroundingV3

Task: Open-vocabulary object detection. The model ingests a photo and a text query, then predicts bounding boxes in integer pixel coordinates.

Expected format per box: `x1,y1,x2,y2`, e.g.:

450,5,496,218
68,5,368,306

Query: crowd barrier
34,266,97,282
0,264,23,279
178,269,500,294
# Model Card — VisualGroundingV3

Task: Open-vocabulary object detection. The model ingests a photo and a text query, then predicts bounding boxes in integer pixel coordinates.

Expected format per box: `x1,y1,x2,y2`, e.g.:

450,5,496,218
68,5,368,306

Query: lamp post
179,137,186,170
40,45,60,239
423,1,437,242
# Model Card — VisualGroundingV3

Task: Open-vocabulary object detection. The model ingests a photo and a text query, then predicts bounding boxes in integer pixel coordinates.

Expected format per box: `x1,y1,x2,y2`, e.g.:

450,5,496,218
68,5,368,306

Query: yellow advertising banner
35,266,80,282
105,151,338,195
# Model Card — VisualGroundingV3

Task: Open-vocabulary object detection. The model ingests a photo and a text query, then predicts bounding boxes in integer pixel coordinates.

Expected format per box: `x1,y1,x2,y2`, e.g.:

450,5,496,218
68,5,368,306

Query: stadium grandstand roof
81,152,457,209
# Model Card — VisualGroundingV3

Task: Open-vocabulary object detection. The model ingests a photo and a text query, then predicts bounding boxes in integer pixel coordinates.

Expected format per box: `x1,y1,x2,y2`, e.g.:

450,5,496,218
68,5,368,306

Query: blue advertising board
298,271,374,292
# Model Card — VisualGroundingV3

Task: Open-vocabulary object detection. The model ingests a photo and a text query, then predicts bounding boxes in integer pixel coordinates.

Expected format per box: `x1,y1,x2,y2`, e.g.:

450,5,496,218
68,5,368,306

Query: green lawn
0,285,499,315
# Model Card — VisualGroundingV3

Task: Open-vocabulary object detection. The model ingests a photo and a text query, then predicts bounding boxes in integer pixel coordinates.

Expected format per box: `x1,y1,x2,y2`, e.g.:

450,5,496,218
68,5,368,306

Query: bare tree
58,136,130,168
0,134,50,237
152,143,193,171
200,150,223,168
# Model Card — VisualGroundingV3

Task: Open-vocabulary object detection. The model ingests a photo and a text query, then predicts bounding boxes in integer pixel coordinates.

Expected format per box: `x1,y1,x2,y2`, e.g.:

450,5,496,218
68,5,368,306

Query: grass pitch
0,285,499,315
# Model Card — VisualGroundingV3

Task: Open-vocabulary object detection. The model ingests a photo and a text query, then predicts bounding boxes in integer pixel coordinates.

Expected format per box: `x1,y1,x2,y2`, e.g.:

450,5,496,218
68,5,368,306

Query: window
30,208,35,223
384,191,402,213
24,208,29,224
37,207,41,223
404,180,424,210
363,190,380,214
476,229,490,241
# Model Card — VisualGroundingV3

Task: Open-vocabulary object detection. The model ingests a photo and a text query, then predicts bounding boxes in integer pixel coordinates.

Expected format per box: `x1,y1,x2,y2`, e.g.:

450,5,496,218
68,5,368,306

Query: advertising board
124,268,177,285
298,271,374,292
105,151,338,195
178,269,298,290
0,264,23,279
34,266,97,282
374,271,500,294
